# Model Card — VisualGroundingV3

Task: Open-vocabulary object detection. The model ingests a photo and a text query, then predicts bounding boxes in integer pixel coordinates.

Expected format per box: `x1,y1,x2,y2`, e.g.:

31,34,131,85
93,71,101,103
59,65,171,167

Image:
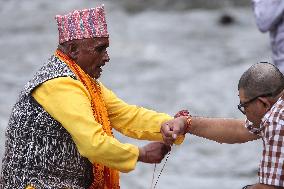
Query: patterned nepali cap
55,5,109,44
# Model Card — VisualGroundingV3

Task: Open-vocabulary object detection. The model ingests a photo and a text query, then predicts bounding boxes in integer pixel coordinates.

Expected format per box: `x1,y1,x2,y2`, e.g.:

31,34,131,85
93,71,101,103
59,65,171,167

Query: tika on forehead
55,5,109,44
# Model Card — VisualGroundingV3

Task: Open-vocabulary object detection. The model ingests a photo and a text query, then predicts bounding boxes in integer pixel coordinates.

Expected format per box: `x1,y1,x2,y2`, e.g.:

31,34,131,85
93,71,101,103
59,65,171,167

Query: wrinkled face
75,37,110,79
238,88,267,127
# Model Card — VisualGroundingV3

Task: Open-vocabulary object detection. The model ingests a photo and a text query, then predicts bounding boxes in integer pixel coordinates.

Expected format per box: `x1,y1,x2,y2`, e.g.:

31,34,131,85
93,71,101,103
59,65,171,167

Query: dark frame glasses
237,86,284,115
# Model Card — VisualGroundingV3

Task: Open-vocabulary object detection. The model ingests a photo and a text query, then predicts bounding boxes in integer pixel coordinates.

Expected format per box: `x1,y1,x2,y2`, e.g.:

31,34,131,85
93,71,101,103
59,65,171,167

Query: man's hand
160,117,188,145
138,142,171,163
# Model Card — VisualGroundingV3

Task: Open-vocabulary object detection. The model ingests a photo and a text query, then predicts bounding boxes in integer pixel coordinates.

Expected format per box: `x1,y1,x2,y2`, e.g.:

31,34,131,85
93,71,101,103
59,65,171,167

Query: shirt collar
260,94,284,127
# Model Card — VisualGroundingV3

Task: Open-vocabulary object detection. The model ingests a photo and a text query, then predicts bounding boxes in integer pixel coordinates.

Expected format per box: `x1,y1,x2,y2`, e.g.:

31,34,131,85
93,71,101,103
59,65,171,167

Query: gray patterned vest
0,55,93,189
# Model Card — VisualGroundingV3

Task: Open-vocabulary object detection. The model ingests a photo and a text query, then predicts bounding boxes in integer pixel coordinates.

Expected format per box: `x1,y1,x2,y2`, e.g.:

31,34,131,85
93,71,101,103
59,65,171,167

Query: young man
162,62,284,189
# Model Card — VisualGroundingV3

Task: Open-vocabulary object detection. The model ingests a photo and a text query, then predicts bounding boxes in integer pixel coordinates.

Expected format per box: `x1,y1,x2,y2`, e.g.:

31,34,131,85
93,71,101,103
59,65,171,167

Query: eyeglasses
237,87,284,115
237,94,266,115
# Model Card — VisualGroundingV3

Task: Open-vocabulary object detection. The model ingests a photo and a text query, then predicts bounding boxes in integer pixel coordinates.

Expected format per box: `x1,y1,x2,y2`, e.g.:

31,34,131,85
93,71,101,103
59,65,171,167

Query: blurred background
0,0,272,188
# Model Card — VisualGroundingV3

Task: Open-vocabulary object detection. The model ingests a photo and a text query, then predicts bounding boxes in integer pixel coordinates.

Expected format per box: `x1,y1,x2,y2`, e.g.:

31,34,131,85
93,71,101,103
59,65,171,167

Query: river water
0,0,271,188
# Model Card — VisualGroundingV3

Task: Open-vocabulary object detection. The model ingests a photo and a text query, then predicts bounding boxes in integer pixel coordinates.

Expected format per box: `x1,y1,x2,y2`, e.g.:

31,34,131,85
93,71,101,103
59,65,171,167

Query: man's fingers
154,144,171,163
162,123,174,137
165,144,171,153
139,142,173,164
161,122,176,144
161,126,173,145
172,123,184,139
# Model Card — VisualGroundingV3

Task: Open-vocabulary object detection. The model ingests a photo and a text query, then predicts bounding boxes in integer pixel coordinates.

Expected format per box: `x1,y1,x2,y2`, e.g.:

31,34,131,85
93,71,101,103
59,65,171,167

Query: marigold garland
55,50,120,189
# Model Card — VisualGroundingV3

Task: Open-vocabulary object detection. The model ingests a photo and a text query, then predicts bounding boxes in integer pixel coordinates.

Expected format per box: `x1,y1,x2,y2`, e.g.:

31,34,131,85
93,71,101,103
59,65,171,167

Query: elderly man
0,6,187,189
252,0,284,73
162,62,284,189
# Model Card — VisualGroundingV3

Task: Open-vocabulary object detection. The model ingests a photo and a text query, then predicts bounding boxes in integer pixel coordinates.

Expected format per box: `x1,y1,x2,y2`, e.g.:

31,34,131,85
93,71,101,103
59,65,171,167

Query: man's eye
96,46,105,52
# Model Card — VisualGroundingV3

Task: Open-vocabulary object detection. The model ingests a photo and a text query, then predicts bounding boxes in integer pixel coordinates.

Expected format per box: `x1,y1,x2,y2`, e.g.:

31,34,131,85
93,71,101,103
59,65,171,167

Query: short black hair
238,62,284,99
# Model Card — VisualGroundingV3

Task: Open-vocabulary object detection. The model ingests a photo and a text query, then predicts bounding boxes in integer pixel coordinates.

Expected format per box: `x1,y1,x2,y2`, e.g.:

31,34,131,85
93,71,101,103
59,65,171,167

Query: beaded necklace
150,152,171,189
55,50,120,189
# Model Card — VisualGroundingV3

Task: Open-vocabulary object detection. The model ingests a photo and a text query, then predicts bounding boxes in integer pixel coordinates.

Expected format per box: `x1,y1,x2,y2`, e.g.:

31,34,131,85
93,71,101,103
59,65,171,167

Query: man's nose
104,52,110,62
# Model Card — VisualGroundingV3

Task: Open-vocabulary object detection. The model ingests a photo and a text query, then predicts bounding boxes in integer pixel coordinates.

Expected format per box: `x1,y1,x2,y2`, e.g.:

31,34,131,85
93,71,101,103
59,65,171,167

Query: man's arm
252,0,284,32
100,82,182,142
32,77,170,172
189,117,259,144
161,116,260,144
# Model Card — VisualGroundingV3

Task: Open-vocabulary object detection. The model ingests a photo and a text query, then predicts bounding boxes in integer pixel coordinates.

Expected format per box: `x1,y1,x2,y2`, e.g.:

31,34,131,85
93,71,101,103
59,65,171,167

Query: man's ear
258,97,272,111
68,42,79,60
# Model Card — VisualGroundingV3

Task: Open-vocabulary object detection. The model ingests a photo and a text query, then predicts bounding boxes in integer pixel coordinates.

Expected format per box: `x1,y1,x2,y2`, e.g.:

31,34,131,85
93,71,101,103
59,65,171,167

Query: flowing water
0,0,271,188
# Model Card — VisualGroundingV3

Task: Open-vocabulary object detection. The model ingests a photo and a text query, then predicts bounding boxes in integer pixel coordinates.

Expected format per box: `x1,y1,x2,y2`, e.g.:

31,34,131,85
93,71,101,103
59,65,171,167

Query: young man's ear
258,97,272,111
68,42,79,60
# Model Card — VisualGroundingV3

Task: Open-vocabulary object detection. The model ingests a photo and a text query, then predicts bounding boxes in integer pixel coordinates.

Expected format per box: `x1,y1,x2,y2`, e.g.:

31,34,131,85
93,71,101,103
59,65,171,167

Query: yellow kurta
32,77,180,173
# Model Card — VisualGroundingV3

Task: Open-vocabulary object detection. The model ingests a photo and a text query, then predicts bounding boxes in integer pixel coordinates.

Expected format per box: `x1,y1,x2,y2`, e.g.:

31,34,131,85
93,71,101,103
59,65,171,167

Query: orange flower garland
55,50,120,189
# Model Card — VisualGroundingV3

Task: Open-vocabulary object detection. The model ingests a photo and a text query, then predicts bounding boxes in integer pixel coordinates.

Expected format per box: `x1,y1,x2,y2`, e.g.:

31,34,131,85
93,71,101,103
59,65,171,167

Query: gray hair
238,62,284,99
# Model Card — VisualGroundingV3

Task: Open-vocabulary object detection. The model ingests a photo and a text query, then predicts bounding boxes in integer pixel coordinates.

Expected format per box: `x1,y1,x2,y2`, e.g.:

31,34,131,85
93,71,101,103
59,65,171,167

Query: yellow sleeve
100,83,184,144
32,77,139,173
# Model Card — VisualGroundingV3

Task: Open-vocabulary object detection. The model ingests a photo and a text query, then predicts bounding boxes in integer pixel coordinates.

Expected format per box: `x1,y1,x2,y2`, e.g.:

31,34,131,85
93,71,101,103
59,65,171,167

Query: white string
150,163,157,189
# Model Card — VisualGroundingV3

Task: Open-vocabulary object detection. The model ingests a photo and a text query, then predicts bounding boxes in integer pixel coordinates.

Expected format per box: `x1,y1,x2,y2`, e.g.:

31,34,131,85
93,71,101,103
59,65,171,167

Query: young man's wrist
181,115,192,134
